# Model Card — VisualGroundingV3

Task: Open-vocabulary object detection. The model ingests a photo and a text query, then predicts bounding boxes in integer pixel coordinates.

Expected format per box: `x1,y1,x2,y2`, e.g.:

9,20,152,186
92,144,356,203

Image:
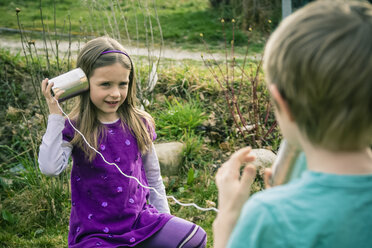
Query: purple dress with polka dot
62,119,172,247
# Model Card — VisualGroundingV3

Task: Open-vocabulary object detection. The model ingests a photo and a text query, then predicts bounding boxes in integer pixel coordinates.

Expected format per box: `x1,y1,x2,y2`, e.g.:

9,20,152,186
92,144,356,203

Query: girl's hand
41,78,65,115
213,147,256,248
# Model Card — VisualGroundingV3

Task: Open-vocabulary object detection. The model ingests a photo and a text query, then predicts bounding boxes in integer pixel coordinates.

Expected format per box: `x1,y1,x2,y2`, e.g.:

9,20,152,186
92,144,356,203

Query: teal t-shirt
227,170,372,248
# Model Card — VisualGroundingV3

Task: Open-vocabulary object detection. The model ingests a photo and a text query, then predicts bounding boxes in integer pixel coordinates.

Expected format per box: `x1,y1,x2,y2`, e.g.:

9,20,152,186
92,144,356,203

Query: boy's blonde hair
70,36,154,161
264,0,372,151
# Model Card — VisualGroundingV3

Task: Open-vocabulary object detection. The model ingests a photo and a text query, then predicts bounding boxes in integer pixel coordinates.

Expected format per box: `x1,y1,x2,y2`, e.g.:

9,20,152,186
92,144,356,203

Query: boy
213,1,372,247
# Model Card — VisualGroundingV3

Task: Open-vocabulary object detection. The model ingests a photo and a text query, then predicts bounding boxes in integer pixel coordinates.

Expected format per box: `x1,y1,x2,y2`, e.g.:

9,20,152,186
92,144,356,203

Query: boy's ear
269,84,295,122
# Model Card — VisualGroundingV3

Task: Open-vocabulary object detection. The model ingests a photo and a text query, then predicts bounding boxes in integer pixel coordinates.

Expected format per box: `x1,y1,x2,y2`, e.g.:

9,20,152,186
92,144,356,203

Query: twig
39,0,51,71
109,0,121,43
116,0,131,45
67,14,72,71
53,0,60,72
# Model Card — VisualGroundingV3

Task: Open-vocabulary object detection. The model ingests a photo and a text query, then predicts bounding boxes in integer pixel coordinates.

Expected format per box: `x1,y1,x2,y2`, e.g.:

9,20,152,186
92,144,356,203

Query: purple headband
100,50,131,61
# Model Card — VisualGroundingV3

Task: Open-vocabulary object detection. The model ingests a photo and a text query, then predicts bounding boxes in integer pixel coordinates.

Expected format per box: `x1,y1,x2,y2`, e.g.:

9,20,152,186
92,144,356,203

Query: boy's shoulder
250,177,306,206
235,171,372,248
250,171,372,210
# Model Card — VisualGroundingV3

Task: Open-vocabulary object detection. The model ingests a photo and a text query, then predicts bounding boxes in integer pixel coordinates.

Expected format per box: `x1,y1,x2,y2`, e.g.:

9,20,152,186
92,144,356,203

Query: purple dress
62,119,172,247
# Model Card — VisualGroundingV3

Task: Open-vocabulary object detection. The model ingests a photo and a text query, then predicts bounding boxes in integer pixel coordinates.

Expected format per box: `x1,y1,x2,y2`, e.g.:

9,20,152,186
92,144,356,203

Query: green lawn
0,0,265,53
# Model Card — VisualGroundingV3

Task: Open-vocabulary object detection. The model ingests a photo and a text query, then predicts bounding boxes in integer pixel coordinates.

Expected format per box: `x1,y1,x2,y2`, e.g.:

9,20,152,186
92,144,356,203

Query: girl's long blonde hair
69,36,154,161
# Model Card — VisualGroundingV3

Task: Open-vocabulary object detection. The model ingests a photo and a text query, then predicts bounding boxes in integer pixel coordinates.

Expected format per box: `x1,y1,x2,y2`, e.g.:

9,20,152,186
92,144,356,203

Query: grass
0,46,281,247
0,0,266,53
154,98,207,139
0,1,280,246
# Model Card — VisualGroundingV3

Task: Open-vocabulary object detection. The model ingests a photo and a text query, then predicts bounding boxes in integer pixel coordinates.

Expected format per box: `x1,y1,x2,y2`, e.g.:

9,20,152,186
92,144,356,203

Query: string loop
53,97,219,213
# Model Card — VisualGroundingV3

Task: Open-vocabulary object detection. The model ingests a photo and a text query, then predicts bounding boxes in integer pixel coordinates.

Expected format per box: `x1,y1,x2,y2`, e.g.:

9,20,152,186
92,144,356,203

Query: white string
54,98,219,213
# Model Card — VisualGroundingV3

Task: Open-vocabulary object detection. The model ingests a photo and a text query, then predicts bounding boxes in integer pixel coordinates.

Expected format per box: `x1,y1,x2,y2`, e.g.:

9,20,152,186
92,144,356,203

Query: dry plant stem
142,0,156,91
236,64,251,119
61,19,69,62
237,58,263,144
78,19,82,53
201,39,225,77
116,0,131,45
264,101,270,125
68,15,72,71
202,57,245,137
139,0,164,101
16,12,29,65
16,13,47,125
221,20,248,137
237,45,250,100
109,0,121,43
0,147,32,167
147,1,155,53
144,0,161,97
153,0,164,62
26,43,43,99
231,21,235,85
262,121,277,141
5,82,39,169
133,0,141,84
235,63,261,137
39,0,51,72
87,1,95,35
96,0,108,36
139,0,151,80
205,19,270,145
227,20,252,135
201,37,245,136
53,0,60,72
252,58,263,140
45,13,56,60
130,0,142,98
221,21,229,89
104,2,116,39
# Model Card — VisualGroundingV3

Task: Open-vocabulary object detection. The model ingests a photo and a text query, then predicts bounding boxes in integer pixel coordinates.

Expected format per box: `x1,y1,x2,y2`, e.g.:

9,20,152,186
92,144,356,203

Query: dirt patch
0,34,229,61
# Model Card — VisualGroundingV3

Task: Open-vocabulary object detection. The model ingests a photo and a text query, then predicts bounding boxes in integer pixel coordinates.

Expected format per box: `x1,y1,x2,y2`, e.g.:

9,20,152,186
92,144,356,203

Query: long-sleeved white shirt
38,114,170,213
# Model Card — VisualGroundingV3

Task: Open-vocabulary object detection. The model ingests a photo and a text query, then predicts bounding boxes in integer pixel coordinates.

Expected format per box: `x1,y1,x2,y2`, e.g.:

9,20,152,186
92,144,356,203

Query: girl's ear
269,84,295,122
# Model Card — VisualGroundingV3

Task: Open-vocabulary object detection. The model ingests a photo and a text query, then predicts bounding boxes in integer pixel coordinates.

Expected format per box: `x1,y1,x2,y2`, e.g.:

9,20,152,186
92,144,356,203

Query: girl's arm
39,78,72,175
38,114,72,176
142,143,171,214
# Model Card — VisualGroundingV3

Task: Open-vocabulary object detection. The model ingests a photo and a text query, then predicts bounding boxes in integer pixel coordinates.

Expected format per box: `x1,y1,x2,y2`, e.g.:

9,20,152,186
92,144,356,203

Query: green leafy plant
155,98,207,140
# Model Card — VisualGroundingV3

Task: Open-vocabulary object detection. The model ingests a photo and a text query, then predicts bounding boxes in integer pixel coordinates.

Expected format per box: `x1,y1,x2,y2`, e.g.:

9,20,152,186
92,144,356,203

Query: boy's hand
41,78,65,115
213,147,256,248
215,147,256,211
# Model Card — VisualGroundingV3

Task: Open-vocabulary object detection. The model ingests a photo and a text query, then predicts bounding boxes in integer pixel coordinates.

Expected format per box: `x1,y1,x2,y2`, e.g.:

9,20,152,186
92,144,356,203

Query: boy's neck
302,145,372,175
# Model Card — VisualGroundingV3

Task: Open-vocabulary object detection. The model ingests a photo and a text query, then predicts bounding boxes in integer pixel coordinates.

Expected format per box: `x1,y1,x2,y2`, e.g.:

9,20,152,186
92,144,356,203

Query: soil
0,33,227,61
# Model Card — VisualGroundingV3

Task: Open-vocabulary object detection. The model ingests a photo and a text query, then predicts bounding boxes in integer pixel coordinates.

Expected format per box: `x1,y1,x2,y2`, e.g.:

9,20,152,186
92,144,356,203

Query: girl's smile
89,63,130,122
105,100,120,107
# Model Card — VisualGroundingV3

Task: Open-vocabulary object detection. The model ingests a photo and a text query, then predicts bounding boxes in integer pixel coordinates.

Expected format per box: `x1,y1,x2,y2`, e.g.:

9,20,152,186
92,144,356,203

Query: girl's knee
181,225,207,248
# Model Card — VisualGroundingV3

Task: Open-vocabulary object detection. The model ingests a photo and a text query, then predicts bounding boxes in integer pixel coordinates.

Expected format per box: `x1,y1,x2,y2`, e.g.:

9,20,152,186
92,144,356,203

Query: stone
154,142,185,176
250,148,277,173
0,176,13,187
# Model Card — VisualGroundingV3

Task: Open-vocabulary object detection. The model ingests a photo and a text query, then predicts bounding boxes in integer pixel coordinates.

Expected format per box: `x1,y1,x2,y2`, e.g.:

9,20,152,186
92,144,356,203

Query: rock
250,148,277,171
9,163,26,174
0,176,13,187
154,142,185,176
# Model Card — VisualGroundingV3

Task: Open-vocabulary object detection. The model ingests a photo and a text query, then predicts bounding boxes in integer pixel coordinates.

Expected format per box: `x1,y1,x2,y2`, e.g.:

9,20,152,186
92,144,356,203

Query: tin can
270,140,302,186
48,68,88,102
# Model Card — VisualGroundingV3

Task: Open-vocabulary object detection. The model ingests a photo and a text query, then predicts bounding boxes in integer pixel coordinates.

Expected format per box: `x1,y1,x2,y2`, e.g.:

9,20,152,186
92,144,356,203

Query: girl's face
89,63,130,122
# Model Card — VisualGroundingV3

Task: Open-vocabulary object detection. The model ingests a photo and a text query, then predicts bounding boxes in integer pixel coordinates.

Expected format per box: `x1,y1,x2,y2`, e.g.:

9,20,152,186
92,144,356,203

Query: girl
38,36,207,248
